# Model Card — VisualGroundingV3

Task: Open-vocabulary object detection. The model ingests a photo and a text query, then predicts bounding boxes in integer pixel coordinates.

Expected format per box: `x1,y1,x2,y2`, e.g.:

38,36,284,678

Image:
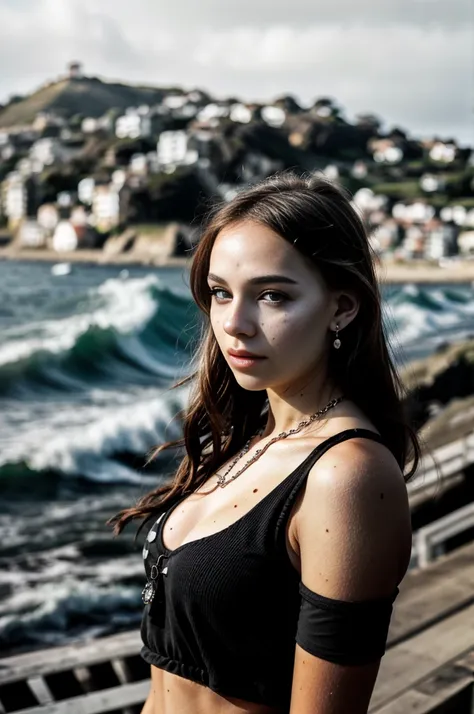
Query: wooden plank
370,602,474,710
26,677,54,705
371,650,474,713
0,631,142,685
371,681,472,714
8,679,150,714
388,541,474,645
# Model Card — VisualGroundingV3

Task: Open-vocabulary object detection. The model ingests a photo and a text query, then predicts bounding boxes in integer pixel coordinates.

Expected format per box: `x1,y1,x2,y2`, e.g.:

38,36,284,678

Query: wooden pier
0,433,473,714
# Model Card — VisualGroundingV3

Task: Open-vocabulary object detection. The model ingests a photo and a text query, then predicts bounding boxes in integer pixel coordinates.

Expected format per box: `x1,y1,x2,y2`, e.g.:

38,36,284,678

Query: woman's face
207,220,341,395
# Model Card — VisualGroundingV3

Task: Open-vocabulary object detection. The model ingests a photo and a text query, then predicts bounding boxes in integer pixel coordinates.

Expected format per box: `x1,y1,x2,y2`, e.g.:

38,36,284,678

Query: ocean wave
383,283,474,361
0,385,189,486
0,563,144,653
0,274,197,396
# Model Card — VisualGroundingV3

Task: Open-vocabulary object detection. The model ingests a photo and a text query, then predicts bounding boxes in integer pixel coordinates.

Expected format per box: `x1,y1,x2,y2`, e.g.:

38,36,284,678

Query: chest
159,444,312,560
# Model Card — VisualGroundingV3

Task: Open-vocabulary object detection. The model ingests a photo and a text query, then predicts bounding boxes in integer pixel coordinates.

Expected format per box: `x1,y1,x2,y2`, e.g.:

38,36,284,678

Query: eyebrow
207,273,298,286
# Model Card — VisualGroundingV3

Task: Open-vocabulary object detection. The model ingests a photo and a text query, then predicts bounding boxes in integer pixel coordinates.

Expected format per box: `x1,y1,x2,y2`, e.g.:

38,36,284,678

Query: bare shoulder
296,434,412,600
308,434,407,501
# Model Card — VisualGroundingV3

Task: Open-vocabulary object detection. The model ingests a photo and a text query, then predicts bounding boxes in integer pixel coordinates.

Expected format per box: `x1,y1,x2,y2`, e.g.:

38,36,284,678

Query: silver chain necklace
216,395,344,488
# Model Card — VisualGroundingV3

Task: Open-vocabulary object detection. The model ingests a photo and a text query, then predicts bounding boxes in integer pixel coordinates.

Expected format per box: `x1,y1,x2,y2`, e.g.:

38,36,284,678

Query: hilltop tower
68,62,83,80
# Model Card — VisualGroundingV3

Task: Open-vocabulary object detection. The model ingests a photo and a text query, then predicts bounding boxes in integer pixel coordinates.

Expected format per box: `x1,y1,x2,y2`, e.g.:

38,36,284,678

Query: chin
231,373,270,392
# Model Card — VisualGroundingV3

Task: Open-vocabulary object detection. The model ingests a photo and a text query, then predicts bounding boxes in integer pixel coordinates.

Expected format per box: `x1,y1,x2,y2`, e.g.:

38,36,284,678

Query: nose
223,299,257,338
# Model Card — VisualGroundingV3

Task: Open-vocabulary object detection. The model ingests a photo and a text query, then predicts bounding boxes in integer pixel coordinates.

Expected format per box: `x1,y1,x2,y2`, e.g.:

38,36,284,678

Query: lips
227,349,265,359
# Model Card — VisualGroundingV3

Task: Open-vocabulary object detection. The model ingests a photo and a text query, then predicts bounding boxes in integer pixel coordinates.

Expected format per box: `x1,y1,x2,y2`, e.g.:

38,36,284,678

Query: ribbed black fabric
140,428,396,708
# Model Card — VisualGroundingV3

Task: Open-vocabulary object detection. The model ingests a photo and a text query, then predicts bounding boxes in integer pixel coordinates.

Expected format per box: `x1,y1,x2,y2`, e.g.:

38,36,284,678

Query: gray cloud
139,0,473,30
0,0,472,143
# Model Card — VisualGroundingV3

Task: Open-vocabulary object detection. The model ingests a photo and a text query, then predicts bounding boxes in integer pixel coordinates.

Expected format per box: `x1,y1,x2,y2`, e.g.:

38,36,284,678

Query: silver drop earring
333,324,341,350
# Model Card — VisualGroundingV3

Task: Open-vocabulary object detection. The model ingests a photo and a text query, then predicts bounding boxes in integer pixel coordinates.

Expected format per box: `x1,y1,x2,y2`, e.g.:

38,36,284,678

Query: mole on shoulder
234,504,238,508
325,529,329,533
253,488,258,493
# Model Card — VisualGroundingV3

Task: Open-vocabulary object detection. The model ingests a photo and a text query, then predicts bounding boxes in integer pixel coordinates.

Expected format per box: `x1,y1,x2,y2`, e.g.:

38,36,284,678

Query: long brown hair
108,172,421,536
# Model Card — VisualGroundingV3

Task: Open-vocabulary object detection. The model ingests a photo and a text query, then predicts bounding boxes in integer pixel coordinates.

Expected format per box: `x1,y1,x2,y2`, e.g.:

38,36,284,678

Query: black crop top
140,429,399,708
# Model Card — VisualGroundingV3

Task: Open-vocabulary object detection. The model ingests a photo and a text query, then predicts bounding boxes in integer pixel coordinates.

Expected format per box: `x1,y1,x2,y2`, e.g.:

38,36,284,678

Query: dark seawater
1,260,473,655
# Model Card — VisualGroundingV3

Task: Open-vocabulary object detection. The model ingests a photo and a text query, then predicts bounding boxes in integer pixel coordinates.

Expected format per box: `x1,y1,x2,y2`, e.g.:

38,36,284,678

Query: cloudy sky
0,0,472,143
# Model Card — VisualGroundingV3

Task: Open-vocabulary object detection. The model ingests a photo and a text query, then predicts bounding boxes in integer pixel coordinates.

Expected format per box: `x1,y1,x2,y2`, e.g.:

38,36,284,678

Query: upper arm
290,438,411,714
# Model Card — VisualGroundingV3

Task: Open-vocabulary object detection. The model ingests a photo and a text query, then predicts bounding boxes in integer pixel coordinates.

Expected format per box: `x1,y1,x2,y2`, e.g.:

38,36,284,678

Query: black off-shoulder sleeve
296,582,399,666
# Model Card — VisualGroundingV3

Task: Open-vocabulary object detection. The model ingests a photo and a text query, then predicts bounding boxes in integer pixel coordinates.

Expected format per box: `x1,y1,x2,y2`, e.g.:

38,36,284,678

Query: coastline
2,246,474,283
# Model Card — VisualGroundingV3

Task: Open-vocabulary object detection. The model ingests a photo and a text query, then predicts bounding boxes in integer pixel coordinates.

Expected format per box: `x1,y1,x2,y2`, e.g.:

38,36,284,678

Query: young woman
109,173,419,714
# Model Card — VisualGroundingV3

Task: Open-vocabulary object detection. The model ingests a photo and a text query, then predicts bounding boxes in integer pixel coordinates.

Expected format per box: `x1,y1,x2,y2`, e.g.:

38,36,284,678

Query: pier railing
408,431,474,504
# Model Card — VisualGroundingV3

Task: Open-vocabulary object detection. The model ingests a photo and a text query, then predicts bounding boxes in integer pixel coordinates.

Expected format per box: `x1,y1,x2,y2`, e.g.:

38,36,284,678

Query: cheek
209,311,226,348
266,304,326,348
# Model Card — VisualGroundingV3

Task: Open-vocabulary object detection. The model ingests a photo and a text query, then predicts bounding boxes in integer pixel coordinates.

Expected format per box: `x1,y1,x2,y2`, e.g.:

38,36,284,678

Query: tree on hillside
356,113,382,133
273,95,303,114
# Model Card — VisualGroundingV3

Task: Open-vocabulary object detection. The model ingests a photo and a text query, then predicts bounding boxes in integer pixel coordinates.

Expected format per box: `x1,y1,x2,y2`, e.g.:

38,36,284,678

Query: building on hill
116,109,152,140
115,107,164,140
2,173,37,229
260,106,286,128
369,138,404,164
429,141,457,163
37,204,59,233
29,138,64,167
91,183,129,232
17,219,46,248
52,219,97,251
78,178,95,206
33,112,66,133
424,220,459,260
229,104,253,124
68,62,83,80
157,131,198,168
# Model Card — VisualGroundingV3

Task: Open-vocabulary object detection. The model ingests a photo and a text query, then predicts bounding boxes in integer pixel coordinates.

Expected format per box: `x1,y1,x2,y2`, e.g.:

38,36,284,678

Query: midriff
149,665,287,714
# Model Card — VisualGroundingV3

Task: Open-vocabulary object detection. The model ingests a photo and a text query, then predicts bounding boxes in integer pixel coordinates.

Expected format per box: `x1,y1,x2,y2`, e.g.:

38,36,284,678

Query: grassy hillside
0,76,175,128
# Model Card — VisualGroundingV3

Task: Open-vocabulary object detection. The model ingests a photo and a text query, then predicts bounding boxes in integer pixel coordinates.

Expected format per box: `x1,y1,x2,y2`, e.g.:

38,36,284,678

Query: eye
260,291,287,304
209,287,231,301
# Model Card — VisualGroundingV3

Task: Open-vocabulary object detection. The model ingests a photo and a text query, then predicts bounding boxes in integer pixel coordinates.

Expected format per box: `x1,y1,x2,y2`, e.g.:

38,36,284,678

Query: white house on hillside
3,173,27,226
429,142,457,163
157,131,198,167
18,220,46,248
92,184,121,231
78,178,95,205
261,106,286,128
52,221,79,251
230,104,252,124
197,103,230,122
30,138,65,167
116,110,152,140
37,204,59,233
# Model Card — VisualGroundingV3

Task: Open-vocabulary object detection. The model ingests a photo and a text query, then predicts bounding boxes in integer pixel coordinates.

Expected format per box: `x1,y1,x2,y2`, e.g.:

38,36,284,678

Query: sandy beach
2,245,474,283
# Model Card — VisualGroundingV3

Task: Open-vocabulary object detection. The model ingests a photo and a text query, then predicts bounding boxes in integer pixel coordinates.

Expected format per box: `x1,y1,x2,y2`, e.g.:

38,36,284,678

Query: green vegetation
0,76,175,128
372,181,423,199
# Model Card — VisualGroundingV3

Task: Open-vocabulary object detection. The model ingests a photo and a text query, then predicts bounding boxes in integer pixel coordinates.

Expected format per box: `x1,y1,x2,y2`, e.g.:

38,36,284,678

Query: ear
330,291,359,331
